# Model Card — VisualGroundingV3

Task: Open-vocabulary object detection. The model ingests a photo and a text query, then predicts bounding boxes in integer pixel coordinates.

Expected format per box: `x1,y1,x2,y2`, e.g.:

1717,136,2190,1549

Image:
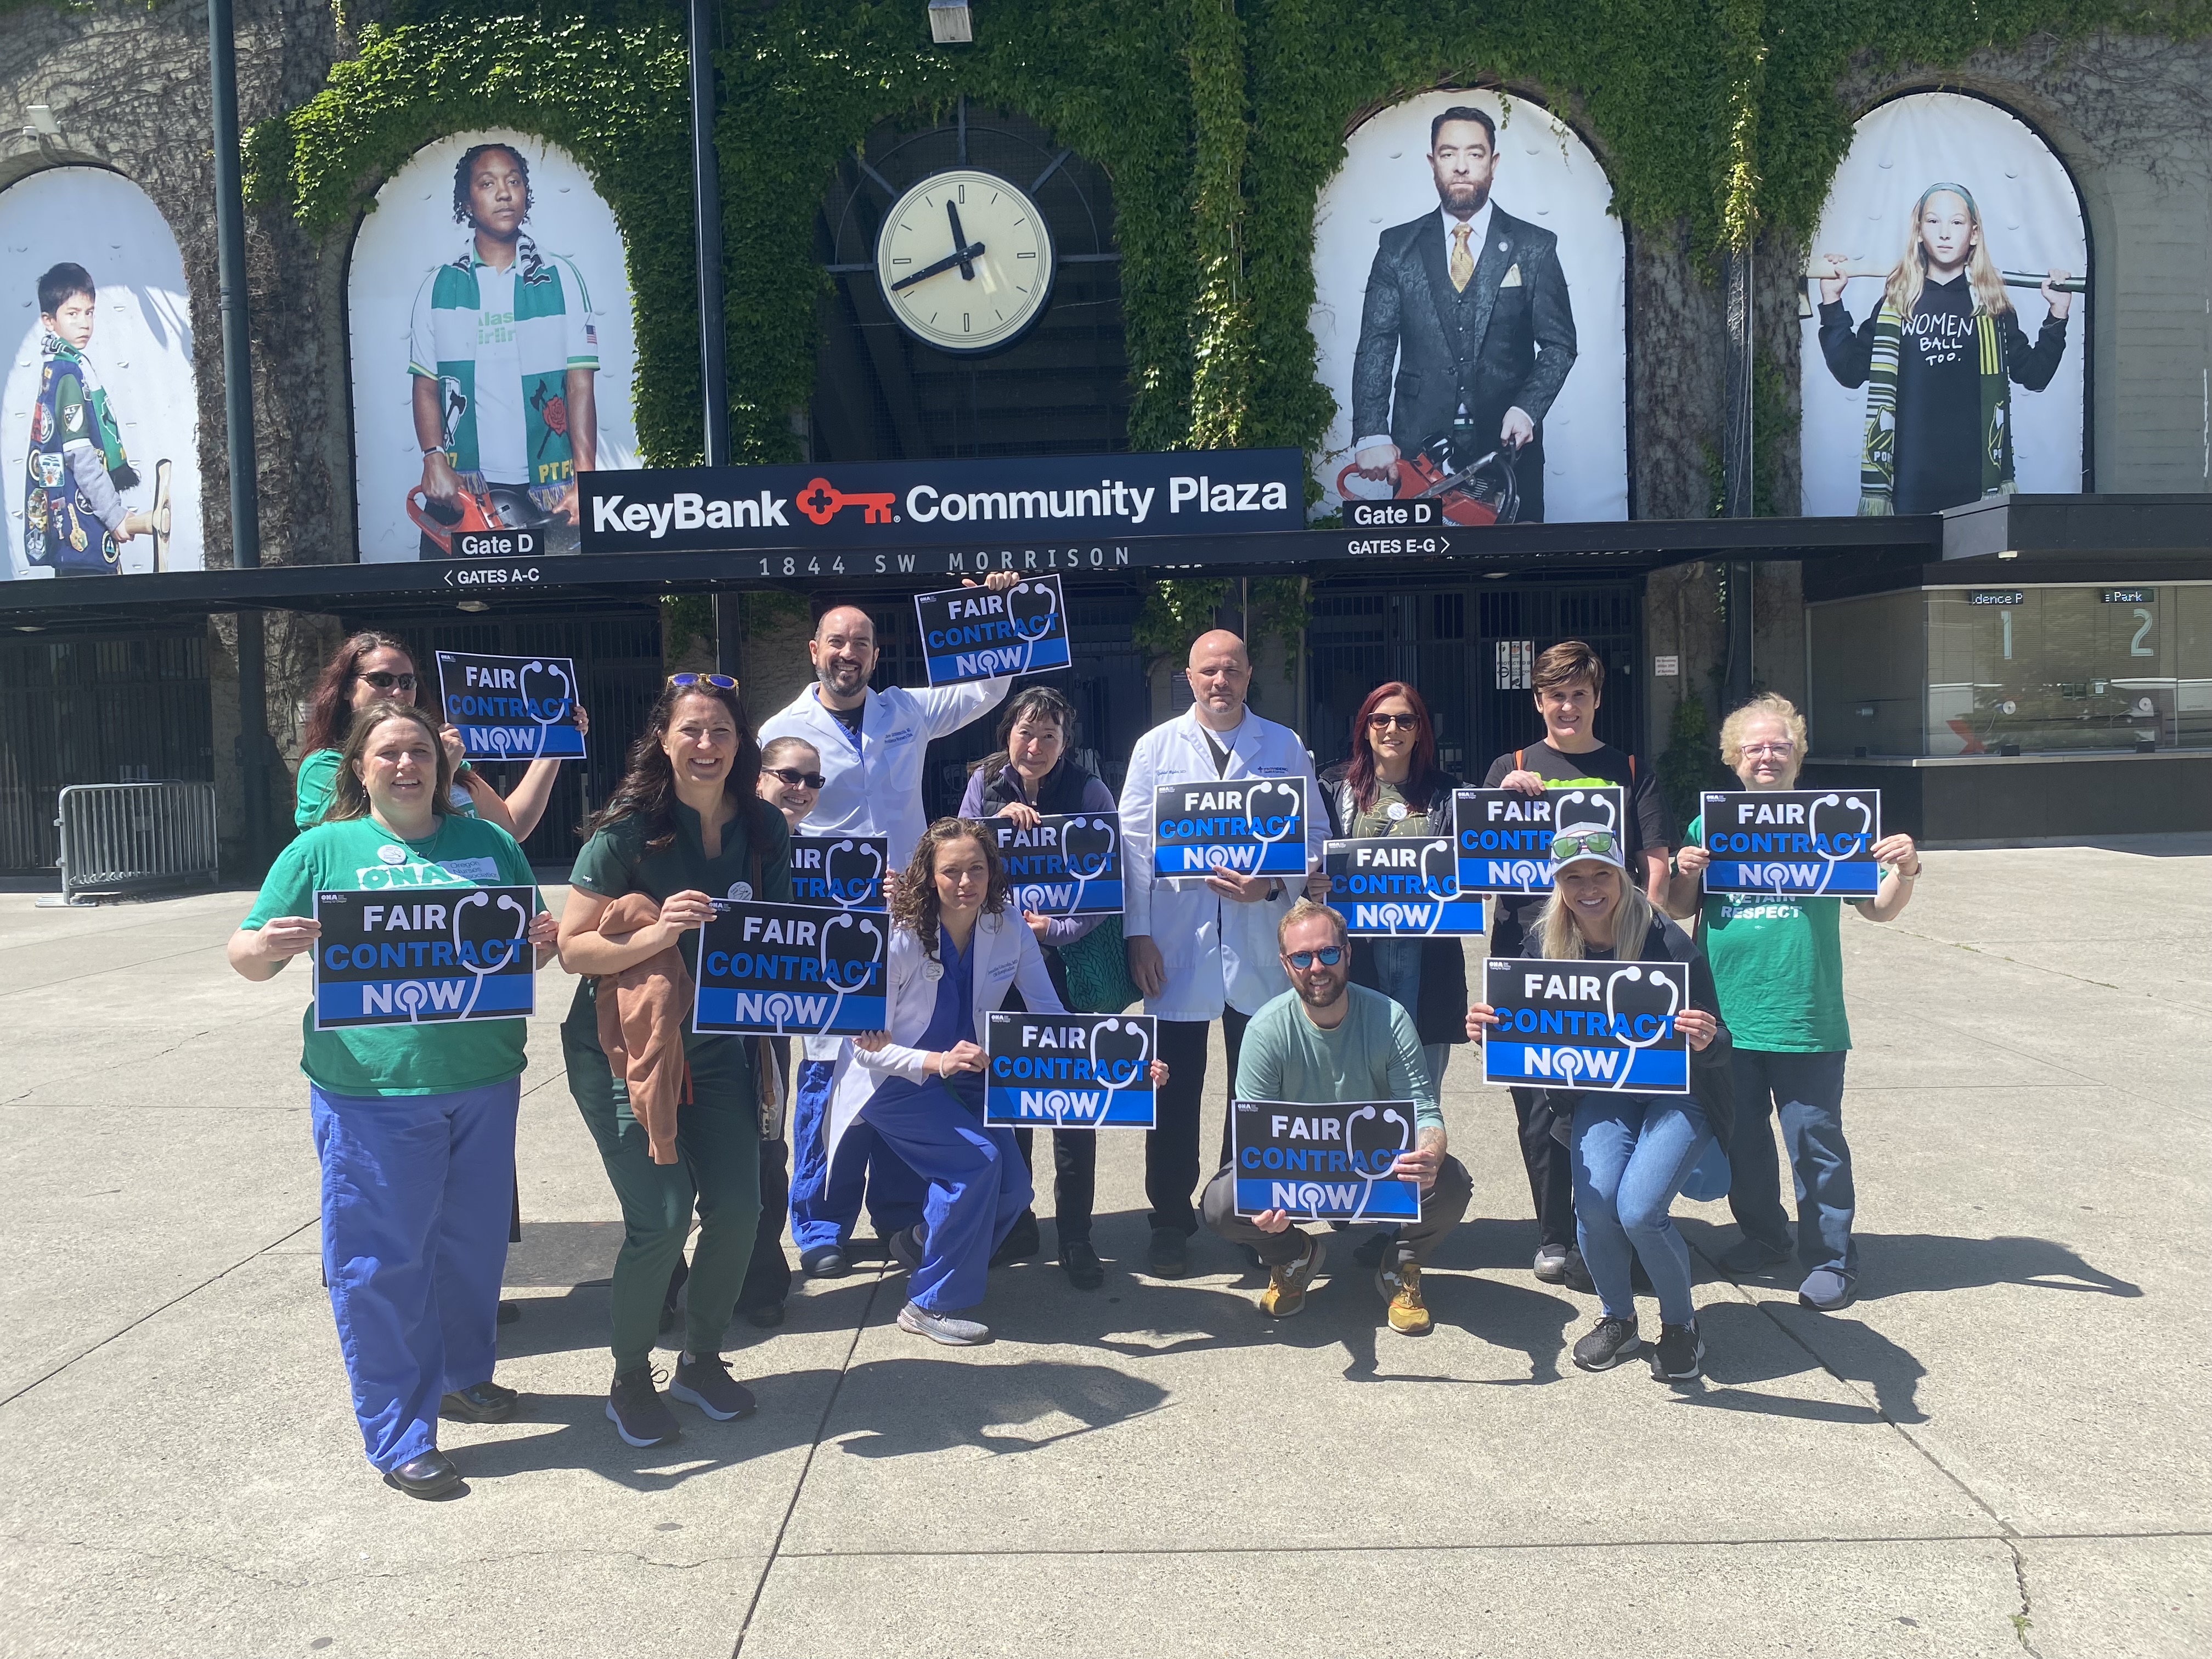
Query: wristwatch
1264,879,1284,902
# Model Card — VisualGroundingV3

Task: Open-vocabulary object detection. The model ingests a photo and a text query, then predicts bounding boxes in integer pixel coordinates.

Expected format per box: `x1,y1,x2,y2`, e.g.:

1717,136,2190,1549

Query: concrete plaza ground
2,839,2207,1657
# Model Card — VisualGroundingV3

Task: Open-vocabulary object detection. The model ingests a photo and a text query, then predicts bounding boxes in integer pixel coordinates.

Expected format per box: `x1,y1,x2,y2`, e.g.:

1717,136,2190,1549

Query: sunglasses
1366,712,1418,730
1550,831,1620,861
1283,945,1346,969
766,767,826,791
359,670,417,692
669,673,737,690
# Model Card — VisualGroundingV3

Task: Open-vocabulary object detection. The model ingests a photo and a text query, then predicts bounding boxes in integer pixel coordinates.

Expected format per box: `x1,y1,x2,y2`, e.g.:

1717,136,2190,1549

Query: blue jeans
1571,1092,1714,1328
1726,1049,1856,1276
311,1079,519,1471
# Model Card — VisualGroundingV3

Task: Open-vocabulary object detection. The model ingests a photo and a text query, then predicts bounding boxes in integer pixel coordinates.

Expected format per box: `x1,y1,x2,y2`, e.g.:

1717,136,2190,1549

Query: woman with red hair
1318,682,1468,1090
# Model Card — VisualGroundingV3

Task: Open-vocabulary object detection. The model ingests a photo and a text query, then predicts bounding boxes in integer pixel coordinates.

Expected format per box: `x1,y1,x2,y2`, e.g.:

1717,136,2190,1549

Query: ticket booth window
1809,583,2212,757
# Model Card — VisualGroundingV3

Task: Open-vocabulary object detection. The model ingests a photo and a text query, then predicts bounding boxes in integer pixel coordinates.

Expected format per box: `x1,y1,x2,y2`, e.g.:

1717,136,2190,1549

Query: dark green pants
563,1016,761,1373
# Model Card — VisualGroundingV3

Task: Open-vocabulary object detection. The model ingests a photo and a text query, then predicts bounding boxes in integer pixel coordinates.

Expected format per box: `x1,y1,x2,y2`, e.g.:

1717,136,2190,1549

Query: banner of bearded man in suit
1311,91,1628,526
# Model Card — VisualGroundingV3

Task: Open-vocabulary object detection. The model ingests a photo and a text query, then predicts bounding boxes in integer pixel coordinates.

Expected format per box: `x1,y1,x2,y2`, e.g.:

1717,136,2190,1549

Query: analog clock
874,168,1055,355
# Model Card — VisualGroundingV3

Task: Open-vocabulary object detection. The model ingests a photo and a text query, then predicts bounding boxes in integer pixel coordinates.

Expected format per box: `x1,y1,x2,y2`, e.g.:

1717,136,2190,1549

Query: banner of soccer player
1307,89,1629,527
348,133,642,563
1,167,202,580
1798,91,2088,516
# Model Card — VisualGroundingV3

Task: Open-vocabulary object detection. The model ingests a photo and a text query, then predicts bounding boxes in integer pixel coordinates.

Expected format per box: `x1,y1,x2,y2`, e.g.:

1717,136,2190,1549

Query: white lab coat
760,678,1011,872
1117,707,1327,1023
824,910,1062,1172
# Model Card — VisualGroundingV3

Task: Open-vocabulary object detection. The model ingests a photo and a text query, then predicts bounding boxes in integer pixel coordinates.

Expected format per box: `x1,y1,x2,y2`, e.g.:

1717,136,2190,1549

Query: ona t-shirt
242,811,543,1094
1688,810,1850,1053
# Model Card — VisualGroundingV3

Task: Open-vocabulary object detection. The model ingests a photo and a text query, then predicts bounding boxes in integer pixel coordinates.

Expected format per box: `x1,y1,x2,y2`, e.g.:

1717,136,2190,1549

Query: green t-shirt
1233,983,1442,1132
1689,811,1851,1053
564,799,794,1035
294,748,478,829
243,812,543,1094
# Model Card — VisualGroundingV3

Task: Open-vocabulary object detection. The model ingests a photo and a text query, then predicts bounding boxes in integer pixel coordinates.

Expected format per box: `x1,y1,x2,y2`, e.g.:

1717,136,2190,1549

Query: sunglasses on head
669,673,737,690
766,766,826,791
1283,945,1345,969
1551,830,1620,861
1366,712,1418,730
359,670,417,692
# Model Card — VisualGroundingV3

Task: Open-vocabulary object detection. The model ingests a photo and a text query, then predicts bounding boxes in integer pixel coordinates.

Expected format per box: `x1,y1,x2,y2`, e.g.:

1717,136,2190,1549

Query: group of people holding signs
229,593,1920,1499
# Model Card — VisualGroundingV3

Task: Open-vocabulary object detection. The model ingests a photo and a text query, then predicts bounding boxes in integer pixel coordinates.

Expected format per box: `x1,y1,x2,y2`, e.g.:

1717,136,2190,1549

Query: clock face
875,168,1056,355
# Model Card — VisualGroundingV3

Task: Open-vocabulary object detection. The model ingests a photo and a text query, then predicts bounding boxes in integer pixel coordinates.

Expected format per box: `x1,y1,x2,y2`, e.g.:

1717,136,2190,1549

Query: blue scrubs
859,926,1031,1312
789,1056,930,1254
311,1077,520,1471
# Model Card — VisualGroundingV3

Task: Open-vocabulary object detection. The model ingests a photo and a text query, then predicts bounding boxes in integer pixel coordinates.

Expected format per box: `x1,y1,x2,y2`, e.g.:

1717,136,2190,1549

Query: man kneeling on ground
1200,901,1472,1333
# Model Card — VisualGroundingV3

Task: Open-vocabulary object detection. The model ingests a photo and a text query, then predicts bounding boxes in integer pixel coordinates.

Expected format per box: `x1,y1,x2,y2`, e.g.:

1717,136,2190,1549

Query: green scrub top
242,811,544,1095
563,798,793,1039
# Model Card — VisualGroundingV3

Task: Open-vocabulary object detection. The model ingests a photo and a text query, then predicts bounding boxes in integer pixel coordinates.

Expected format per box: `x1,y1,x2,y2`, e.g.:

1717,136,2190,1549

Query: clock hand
889,240,987,294
947,201,978,281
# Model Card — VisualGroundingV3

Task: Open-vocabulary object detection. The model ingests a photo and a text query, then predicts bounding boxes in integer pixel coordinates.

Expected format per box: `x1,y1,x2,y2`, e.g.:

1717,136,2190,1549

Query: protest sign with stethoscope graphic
1699,789,1883,899
789,835,890,911
1322,836,1485,935
435,650,587,761
1480,958,1691,1094
1152,777,1308,879
982,1011,1158,1128
987,813,1124,918
1229,1099,1423,1221
311,884,537,1029
1452,784,1625,894
913,574,1071,686
693,899,887,1035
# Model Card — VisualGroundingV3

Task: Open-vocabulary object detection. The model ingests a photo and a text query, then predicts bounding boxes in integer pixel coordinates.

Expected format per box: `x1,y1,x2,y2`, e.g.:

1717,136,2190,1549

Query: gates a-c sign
579,449,1303,554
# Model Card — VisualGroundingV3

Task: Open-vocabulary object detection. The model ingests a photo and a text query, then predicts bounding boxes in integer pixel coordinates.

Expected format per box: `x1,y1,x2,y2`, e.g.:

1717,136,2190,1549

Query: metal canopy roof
0,514,1943,634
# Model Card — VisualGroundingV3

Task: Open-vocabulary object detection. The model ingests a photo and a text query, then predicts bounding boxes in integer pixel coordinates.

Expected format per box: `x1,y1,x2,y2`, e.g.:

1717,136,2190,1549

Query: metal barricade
53,781,221,903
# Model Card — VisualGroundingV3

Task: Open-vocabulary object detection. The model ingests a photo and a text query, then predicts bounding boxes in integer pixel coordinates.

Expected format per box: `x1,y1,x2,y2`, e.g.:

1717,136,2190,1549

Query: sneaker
1722,1235,1791,1274
799,1244,849,1277
439,1380,518,1423
496,1300,522,1326
1572,1314,1643,1371
1651,1321,1706,1380
1377,1259,1432,1335
889,1224,924,1273
743,1302,786,1329
896,1300,990,1346
1059,1239,1105,1291
606,1366,681,1448
1258,1237,1327,1318
1797,1268,1855,1311
1147,1225,1189,1278
669,1352,758,1420
990,1209,1042,1267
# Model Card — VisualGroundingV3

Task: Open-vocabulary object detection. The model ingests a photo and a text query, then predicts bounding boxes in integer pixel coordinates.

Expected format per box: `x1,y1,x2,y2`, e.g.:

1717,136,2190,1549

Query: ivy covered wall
242,0,2212,481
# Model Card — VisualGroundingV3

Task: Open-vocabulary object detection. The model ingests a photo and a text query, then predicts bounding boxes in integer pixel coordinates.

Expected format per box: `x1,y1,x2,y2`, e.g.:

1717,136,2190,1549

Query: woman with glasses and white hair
1467,824,1733,1381
1663,693,1921,1312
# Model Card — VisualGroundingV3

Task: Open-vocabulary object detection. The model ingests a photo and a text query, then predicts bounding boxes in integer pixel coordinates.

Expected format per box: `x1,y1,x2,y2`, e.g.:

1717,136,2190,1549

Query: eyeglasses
1740,741,1796,759
1366,712,1419,730
359,671,417,692
669,673,737,690
1283,945,1346,969
766,767,826,790
1550,830,1619,861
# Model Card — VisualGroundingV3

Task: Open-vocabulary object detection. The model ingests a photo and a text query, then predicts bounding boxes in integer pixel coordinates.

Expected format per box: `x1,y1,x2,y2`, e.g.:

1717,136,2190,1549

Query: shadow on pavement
1683,1300,1927,1424
1682,1222,2143,1302
828,1357,1172,1457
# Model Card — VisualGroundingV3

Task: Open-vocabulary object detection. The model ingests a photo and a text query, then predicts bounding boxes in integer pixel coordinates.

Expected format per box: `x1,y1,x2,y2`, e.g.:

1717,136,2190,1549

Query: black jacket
1503,912,1734,1148
1319,761,1469,1049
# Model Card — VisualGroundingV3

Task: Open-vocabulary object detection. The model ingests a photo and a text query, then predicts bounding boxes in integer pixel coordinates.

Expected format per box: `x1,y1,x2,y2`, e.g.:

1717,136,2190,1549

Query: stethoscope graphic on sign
1357,839,1462,937
1534,963,1681,1093
1052,815,1118,915
1282,1103,1412,1222
1237,779,1306,873
386,888,530,1023
1742,793,1874,896
759,910,882,1034
477,659,574,762
820,838,886,909
1003,579,1063,674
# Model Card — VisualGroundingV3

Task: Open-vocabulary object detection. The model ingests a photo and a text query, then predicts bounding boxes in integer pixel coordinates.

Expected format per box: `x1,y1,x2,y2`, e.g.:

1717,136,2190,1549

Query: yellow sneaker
1257,1237,1327,1318
1379,1260,1432,1335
